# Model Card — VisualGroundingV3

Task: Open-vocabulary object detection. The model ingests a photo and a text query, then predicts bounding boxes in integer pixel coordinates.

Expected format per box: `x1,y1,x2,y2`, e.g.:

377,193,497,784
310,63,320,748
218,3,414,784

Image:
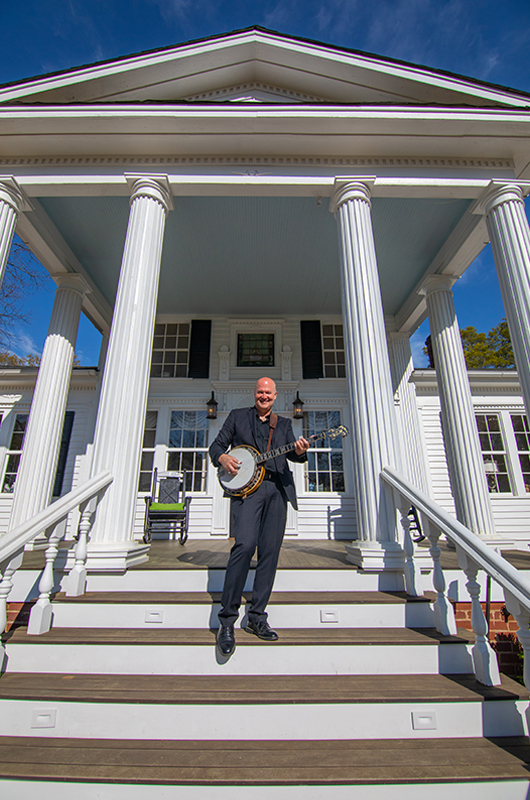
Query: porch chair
143,468,190,544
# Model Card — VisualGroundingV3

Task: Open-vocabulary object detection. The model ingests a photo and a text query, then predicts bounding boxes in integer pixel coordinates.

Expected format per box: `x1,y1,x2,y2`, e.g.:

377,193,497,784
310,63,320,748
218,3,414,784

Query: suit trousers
218,476,288,627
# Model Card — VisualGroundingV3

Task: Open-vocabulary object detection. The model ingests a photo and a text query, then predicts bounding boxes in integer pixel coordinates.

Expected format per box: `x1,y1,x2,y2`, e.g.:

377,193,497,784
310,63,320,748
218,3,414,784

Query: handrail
0,470,113,645
382,465,530,610
0,470,112,565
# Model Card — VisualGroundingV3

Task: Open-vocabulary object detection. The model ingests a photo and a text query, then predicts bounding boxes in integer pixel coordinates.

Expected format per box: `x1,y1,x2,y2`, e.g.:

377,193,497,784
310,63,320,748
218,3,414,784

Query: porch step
47,590,436,629
0,671,527,742
1,736,530,787
2,625,474,677
0,671,525,704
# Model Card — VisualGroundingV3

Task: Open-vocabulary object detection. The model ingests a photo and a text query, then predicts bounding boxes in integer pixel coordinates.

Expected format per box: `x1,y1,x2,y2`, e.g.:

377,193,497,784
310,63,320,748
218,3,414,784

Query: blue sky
2,0,529,365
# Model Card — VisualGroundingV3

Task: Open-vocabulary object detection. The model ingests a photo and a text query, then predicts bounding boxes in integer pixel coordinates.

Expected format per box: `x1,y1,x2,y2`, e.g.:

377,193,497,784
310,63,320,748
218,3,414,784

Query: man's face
254,378,277,416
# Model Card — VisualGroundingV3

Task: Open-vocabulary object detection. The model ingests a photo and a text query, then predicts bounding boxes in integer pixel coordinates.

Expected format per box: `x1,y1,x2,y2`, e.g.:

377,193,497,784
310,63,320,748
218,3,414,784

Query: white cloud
11,332,42,360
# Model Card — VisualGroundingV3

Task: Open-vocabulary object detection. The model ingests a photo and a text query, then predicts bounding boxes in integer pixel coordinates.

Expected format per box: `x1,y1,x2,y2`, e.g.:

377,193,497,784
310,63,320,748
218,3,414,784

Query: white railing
383,465,530,689
0,471,113,652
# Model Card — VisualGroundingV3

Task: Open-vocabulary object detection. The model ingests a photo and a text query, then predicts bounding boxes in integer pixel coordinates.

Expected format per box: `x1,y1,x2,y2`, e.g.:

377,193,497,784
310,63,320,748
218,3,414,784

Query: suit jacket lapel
247,407,259,449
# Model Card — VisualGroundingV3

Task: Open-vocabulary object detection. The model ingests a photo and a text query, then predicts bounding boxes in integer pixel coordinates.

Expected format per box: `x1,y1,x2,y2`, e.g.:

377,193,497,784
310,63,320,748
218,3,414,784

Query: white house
2,27,530,794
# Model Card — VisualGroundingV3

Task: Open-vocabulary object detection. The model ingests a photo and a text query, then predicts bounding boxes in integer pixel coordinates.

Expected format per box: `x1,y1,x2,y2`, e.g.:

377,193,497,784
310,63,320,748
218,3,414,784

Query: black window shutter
301,321,324,379
188,320,212,378
53,411,75,497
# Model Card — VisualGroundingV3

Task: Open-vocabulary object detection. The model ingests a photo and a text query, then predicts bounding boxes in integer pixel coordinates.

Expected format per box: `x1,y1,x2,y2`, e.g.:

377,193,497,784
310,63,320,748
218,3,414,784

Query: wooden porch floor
19,538,530,572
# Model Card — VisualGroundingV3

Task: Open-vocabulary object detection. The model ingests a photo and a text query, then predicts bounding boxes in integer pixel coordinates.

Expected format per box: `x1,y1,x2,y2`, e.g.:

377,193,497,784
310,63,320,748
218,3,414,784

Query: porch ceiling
37,194,472,319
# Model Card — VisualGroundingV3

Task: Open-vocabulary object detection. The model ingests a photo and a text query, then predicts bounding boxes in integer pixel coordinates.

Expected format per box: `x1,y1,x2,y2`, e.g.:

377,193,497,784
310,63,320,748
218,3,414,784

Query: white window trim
474,405,529,498
228,319,283,370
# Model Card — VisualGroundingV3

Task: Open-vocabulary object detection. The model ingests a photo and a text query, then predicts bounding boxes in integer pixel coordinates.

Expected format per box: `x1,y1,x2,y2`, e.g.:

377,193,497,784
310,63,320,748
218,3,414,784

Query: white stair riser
12,567,524,603
9,569,408,601
48,603,435,630
1,698,527,741
4,642,474,676
2,780,529,800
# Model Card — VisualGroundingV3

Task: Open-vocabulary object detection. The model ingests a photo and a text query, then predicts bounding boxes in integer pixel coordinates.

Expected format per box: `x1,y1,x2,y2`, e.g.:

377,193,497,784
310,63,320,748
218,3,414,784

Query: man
209,377,310,656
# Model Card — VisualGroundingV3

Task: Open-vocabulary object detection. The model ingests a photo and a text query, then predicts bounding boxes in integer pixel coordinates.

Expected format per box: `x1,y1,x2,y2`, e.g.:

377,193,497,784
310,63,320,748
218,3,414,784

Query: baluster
457,546,501,685
397,496,422,597
504,590,530,690
66,499,93,597
0,550,24,668
27,523,64,635
424,520,457,636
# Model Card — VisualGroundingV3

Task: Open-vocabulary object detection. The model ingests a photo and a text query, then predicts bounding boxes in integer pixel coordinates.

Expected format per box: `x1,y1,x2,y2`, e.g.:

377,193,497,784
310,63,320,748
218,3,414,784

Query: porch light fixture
292,391,305,420
206,391,218,420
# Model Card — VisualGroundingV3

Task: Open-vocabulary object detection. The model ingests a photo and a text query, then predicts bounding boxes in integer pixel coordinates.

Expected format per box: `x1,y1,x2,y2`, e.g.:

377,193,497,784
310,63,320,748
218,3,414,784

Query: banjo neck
255,430,329,466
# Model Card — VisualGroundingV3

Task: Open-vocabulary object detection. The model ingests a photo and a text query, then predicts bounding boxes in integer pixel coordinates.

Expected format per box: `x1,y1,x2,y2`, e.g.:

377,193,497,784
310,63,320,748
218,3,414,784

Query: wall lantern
292,391,305,420
206,391,218,420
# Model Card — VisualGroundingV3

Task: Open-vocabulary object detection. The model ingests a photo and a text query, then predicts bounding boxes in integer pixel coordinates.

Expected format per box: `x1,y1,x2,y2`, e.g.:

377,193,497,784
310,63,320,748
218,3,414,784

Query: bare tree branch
0,239,51,348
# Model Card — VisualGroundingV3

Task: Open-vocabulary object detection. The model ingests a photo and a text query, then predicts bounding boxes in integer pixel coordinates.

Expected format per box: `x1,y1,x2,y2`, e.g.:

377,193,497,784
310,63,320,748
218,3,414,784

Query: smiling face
254,377,277,417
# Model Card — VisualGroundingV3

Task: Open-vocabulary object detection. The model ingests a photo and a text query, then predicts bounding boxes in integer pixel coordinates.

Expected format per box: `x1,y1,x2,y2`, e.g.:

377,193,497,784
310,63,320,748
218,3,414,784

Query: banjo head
218,445,261,494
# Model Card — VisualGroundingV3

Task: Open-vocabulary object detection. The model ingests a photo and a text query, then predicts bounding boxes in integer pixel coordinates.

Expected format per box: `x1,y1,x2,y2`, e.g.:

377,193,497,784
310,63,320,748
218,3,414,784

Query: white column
87,175,173,571
330,179,403,571
9,274,89,530
0,178,30,287
387,328,431,495
420,275,496,537
478,182,530,418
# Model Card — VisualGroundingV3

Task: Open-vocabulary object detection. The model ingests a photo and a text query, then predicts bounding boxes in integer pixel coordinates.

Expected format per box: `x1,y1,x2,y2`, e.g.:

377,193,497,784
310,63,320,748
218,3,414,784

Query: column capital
473,180,530,217
329,177,376,216
418,273,459,297
52,273,91,297
125,173,174,214
0,177,32,213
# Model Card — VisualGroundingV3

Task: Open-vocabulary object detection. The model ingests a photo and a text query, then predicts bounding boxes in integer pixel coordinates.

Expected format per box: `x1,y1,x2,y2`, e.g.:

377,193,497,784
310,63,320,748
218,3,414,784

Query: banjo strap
266,413,277,453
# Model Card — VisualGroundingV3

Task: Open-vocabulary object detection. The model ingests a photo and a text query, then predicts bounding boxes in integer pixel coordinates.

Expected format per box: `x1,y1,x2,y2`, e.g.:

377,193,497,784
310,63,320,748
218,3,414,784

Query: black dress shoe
216,624,235,656
245,619,279,641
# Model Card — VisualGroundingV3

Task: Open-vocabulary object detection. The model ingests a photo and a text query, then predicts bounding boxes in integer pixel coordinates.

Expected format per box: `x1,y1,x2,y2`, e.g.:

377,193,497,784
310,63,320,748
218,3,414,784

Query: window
2,414,27,492
300,321,346,379
138,411,158,492
511,414,530,492
2,411,75,495
167,411,209,492
476,413,512,493
237,333,274,367
303,410,345,492
322,324,346,378
151,323,190,378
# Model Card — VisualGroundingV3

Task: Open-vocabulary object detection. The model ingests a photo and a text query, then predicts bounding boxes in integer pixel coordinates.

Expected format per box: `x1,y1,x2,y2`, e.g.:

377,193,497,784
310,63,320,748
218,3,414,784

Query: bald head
254,377,277,417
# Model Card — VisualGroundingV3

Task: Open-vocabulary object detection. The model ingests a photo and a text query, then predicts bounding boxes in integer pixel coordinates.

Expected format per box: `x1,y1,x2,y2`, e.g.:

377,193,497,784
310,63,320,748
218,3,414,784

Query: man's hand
218,453,241,475
294,437,310,456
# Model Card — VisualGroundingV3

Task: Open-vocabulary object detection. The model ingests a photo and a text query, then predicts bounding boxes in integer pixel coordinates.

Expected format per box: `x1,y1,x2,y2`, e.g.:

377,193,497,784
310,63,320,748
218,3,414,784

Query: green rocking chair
143,468,190,544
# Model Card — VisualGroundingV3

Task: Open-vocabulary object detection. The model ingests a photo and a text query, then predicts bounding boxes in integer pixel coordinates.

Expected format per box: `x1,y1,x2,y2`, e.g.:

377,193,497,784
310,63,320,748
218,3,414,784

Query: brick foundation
453,601,523,682
5,601,34,632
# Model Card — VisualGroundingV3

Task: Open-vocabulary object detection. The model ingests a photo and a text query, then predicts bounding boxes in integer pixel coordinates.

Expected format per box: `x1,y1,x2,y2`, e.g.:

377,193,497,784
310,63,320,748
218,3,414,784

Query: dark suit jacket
209,407,307,510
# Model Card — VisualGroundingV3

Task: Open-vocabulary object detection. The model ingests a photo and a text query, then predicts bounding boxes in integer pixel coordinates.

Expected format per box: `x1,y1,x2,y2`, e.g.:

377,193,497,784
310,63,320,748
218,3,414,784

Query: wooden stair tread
0,672,526,704
2,626,472,646
1,736,529,784
51,590,435,605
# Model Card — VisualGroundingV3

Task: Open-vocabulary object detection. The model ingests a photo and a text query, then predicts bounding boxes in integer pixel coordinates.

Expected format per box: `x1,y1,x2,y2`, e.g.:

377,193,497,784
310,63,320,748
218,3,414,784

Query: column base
345,540,433,572
66,540,150,573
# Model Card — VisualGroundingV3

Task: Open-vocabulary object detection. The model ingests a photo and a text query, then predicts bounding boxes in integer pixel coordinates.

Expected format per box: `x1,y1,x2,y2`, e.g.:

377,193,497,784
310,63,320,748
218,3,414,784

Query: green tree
0,350,41,367
424,319,515,369
0,350,80,367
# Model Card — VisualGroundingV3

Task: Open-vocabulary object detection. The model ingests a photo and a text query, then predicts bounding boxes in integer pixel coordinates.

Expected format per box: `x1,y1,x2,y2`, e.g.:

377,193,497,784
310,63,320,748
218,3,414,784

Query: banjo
218,425,349,498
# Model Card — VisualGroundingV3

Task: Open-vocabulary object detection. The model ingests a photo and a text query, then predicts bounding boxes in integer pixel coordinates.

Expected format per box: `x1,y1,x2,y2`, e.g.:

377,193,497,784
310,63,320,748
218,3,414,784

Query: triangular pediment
1,27,529,109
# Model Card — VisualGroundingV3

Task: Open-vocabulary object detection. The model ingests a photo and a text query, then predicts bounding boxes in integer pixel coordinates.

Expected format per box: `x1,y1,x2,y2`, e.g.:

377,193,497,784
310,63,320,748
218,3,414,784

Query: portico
1,28,530,572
